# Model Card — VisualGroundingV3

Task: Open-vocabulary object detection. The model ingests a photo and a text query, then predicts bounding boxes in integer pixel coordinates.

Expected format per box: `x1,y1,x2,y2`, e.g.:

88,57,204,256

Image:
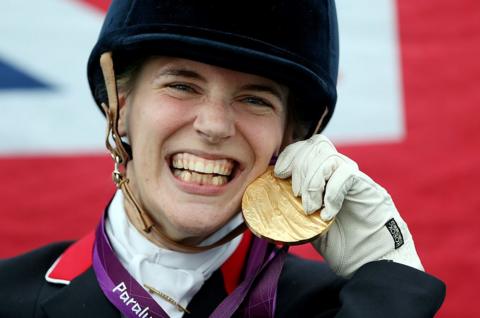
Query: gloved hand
274,134,424,277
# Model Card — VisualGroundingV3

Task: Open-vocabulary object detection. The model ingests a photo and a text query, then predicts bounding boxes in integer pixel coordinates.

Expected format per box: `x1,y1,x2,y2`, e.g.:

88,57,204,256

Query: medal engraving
242,167,332,244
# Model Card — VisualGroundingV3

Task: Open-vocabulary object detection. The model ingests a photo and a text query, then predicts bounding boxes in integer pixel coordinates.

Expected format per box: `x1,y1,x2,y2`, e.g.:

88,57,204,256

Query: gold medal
242,166,332,245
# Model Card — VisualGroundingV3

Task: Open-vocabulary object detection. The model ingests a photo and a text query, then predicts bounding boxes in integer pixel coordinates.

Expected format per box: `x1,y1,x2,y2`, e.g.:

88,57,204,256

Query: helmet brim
88,30,336,135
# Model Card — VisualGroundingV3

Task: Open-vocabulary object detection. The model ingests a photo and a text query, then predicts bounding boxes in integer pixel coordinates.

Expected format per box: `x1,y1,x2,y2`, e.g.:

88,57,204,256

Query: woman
0,1,445,317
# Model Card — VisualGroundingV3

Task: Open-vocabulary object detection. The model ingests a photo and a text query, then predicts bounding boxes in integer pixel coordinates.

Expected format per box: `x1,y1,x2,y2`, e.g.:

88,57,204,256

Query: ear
117,93,128,137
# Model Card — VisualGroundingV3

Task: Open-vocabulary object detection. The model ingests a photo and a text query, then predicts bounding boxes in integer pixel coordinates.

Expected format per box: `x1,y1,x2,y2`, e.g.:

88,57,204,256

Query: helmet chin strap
312,108,329,137
99,52,246,253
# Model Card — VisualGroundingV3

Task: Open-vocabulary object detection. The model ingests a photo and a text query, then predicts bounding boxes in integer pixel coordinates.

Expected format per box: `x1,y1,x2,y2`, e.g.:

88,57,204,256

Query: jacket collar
45,231,95,285
41,199,253,317
44,224,252,294
41,229,252,317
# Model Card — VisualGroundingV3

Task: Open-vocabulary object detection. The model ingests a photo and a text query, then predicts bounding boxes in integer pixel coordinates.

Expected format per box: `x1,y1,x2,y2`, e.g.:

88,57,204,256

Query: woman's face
118,57,288,243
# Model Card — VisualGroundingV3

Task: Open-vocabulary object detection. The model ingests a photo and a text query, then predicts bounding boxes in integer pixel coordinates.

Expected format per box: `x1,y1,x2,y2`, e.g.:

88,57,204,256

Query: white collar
105,190,242,318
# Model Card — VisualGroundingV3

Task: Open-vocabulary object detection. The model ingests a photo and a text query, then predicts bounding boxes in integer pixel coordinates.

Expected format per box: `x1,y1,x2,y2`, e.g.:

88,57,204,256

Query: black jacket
0,240,445,318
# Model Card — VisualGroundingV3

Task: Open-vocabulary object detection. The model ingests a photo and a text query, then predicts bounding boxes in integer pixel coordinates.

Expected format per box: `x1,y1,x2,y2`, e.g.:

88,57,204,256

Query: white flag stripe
326,0,404,144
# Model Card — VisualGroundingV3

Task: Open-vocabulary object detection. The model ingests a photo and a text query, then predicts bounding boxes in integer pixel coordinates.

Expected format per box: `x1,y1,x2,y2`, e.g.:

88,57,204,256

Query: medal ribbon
92,213,287,318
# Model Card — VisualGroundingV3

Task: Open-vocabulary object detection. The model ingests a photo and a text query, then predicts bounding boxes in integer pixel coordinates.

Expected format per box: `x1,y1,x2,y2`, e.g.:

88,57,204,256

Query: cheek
128,98,192,142
240,117,285,165
125,102,185,180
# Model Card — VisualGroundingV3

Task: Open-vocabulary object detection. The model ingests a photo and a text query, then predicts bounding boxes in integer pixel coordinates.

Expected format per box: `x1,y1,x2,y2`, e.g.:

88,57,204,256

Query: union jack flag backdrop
1,1,479,316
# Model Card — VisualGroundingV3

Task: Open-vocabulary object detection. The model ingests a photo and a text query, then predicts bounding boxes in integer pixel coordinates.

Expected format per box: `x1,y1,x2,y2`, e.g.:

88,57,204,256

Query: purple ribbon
93,215,168,318
92,213,286,317
240,248,287,317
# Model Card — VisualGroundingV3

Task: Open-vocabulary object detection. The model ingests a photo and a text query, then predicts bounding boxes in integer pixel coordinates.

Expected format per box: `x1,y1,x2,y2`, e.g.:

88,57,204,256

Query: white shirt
106,190,243,318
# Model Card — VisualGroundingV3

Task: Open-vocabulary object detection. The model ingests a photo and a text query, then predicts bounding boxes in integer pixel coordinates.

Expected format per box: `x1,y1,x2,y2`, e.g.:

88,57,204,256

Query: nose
193,99,235,144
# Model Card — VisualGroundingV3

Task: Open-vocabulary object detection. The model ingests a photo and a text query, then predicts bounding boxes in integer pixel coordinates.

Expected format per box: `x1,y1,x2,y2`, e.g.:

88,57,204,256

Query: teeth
202,174,212,184
173,158,183,169
212,176,227,186
171,153,234,176
183,170,192,182
173,169,227,186
205,161,214,174
188,159,195,171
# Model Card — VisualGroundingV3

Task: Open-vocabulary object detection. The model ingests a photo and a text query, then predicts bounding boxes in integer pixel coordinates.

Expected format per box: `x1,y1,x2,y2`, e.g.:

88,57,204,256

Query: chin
161,207,237,242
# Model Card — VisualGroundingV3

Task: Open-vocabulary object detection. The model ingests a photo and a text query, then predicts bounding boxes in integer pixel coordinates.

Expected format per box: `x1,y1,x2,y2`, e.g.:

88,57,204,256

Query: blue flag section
0,59,51,90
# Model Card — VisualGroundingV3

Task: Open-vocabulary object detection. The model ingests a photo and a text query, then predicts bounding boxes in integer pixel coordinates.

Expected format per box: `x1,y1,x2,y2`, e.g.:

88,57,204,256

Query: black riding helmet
87,0,339,137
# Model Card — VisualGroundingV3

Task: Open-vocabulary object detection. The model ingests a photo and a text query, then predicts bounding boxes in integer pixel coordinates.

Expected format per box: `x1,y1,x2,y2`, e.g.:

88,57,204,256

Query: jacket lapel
41,268,120,318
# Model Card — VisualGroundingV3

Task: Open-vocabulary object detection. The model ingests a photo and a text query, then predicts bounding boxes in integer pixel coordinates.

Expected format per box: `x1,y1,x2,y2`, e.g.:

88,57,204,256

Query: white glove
274,134,424,277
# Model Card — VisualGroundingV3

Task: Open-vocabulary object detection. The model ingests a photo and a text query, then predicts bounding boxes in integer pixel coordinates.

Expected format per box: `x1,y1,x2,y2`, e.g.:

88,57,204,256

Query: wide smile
169,152,239,186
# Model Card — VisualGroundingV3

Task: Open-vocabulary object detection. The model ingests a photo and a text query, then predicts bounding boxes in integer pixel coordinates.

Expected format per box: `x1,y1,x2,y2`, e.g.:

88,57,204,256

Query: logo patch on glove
385,218,404,249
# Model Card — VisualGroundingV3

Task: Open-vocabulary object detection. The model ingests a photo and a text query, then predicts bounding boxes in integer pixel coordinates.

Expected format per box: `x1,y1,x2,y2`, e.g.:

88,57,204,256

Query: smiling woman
117,57,288,244
0,1,445,317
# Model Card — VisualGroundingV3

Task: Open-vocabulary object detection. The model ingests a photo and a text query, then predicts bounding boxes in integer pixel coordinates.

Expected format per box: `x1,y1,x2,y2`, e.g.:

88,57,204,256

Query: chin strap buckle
112,154,126,187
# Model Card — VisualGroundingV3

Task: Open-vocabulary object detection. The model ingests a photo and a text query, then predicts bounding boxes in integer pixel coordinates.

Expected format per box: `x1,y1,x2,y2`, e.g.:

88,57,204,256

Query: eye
241,96,273,108
166,83,197,93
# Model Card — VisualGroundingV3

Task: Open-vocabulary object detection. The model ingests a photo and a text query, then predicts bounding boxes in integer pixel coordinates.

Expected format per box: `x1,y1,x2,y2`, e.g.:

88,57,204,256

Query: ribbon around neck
92,211,287,318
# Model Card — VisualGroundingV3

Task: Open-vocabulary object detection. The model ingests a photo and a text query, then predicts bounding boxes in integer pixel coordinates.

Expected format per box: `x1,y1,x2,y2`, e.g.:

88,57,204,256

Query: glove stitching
305,156,356,214
328,173,356,213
